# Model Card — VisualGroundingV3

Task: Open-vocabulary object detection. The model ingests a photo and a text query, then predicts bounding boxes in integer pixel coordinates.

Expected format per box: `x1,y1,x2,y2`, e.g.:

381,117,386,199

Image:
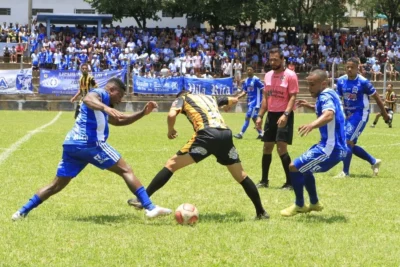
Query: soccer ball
175,203,199,225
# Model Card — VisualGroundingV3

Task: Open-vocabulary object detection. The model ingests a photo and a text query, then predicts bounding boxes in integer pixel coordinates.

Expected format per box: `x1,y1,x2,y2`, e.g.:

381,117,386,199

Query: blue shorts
294,144,347,174
345,114,368,143
246,106,259,119
56,142,121,178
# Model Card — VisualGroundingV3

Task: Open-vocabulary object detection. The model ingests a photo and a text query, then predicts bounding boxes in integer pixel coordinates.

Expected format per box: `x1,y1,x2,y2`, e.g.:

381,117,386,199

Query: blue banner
184,77,233,95
133,76,183,95
133,76,233,95
39,70,126,95
0,68,33,94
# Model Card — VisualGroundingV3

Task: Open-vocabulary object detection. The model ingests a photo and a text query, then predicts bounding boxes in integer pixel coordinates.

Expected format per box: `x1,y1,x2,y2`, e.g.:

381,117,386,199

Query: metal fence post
331,61,336,89
383,61,388,96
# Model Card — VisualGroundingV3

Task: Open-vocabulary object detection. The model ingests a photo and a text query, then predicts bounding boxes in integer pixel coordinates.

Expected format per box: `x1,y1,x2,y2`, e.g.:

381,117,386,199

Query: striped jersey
170,93,233,132
385,91,396,110
64,89,110,146
315,88,347,155
242,76,264,108
336,74,376,118
79,74,97,99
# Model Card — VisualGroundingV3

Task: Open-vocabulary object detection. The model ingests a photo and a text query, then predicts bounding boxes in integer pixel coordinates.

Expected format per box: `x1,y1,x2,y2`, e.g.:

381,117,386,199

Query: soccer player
255,48,299,190
127,90,270,220
281,69,347,216
334,57,390,178
12,78,171,221
71,63,98,119
371,83,396,128
233,66,264,139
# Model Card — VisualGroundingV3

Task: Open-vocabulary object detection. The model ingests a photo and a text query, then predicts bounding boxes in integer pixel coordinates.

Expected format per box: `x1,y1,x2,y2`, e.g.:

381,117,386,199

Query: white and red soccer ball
175,203,199,225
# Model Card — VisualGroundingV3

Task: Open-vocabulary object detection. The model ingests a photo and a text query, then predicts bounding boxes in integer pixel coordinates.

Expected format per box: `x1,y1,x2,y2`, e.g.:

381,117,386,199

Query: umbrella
375,14,387,19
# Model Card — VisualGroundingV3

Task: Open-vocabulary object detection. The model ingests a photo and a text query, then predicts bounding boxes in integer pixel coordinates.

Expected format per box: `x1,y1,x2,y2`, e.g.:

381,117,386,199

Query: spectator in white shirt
372,62,382,81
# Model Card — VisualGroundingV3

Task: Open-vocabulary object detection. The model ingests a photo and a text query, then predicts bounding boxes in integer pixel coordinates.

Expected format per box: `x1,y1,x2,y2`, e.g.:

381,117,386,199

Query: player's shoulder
337,75,348,84
284,68,297,77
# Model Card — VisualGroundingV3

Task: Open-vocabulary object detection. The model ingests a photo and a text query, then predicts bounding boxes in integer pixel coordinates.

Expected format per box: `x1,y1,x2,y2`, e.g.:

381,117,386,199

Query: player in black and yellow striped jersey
127,90,270,219
70,63,98,118
371,83,396,128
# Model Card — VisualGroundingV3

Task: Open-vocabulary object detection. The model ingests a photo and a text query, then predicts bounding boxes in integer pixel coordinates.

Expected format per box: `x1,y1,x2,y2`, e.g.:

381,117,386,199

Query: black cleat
256,181,269,188
255,211,270,220
256,135,263,139
281,183,293,190
233,133,243,139
127,198,143,210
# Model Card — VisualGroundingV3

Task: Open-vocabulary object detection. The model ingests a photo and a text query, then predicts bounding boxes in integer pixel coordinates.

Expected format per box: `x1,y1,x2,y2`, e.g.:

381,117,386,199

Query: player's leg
234,107,254,139
258,112,278,188
216,128,269,219
251,108,263,139
371,113,381,127
276,111,295,189
12,146,85,220
74,103,80,119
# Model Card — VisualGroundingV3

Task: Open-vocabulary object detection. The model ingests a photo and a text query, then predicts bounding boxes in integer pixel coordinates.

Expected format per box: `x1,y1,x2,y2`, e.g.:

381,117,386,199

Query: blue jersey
242,76,264,108
336,74,376,118
315,88,347,154
64,88,110,146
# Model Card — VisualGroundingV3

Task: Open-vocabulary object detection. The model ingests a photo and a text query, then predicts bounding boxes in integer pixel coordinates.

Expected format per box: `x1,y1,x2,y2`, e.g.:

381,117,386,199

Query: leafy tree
84,0,163,28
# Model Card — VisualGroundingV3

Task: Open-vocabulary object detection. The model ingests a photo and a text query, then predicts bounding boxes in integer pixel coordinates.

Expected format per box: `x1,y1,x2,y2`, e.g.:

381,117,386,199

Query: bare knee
288,163,298,172
263,143,274,154
347,140,355,147
277,142,288,156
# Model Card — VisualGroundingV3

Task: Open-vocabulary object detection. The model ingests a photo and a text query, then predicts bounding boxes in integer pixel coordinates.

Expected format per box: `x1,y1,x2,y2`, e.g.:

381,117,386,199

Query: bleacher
0,62,398,112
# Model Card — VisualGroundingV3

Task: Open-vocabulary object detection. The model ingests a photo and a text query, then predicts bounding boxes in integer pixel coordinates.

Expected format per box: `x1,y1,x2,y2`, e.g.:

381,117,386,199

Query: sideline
0,112,62,165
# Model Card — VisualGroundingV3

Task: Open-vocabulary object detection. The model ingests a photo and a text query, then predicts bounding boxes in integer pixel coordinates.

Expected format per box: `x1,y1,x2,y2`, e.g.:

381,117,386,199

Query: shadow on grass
72,213,140,225
199,211,247,223
302,214,348,224
348,174,374,179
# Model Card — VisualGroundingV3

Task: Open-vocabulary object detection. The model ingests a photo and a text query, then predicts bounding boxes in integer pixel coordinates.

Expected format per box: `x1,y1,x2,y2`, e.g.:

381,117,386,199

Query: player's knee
288,163,298,172
346,140,355,147
263,143,274,154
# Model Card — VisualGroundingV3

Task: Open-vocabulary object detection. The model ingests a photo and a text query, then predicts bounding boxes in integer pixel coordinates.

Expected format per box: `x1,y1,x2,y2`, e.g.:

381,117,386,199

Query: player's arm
255,90,268,130
109,101,158,126
371,92,390,122
70,88,81,102
167,97,184,139
296,99,315,111
298,109,334,137
216,96,239,108
83,91,124,120
90,76,98,88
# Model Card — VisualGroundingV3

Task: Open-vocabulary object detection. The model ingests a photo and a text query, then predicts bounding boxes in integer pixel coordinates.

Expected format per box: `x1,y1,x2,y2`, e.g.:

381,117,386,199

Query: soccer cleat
371,159,382,176
11,211,26,221
233,133,243,139
256,135,263,140
255,211,270,220
306,202,324,213
256,181,269,188
145,206,172,218
333,171,349,178
280,183,293,190
280,204,309,217
127,198,143,210
370,124,375,128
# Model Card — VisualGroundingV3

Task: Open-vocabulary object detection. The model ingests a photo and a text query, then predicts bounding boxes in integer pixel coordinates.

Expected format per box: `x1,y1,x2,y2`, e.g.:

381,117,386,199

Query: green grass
1,110,400,266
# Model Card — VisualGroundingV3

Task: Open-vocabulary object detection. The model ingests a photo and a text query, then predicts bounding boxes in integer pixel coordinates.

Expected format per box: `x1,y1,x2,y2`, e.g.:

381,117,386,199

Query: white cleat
145,206,172,218
11,211,26,221
334,171,349,178
371,159,382,176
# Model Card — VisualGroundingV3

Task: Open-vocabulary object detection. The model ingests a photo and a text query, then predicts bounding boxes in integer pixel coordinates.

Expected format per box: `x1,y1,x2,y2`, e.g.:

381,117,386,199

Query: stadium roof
36,13,113,25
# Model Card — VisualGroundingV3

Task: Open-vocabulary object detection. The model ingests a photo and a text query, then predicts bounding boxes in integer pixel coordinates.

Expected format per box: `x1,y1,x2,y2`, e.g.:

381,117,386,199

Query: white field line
0,112,62,165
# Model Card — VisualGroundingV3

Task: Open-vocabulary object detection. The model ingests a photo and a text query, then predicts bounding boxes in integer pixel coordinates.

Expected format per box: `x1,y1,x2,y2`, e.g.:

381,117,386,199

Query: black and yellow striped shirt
79,75,97,98
171,94,234,132
385,91,396,111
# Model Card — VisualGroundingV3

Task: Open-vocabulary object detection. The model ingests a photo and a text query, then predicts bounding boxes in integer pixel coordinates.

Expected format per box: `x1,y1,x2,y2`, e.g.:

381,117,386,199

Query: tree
84,0,163,29
375,0,400,31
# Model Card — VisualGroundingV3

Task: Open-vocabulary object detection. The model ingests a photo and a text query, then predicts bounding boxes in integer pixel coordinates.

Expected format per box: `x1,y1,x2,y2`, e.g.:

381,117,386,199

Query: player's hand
277,115,288,128
168,129,178,139
142,101,158,115
70,97,75,103
298,124,313,137
296,99,309,108
104,106,124,120
255,117,263,131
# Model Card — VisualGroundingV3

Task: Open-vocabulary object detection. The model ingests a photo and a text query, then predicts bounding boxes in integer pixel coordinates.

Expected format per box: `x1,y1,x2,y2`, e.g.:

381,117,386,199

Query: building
0,0,199,29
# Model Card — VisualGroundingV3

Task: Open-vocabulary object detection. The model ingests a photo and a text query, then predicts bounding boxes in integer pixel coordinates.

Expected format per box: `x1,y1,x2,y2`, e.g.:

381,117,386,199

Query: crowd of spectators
1,20,400,82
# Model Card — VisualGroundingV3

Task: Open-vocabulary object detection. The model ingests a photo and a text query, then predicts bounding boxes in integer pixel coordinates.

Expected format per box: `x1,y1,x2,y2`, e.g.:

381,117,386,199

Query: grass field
1,110,399,266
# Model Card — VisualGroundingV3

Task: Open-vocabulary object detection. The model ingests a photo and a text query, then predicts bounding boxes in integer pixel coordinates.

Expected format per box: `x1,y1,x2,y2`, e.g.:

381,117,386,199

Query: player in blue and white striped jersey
281,69,347,217
12,78,172,221
334,57,390,178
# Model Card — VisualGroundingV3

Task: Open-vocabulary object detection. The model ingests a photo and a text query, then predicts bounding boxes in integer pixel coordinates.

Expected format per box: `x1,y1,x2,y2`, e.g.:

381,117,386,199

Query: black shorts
177,128,241,165
261,111,294,145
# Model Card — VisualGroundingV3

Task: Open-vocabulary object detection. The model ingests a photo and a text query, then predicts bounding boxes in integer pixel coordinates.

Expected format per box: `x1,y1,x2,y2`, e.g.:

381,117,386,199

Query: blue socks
343,145,353,175
304,173,318,205
353,145,376,165
135,186,155,210
290,172,305,207
19,194,42,215
240,119,250,134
